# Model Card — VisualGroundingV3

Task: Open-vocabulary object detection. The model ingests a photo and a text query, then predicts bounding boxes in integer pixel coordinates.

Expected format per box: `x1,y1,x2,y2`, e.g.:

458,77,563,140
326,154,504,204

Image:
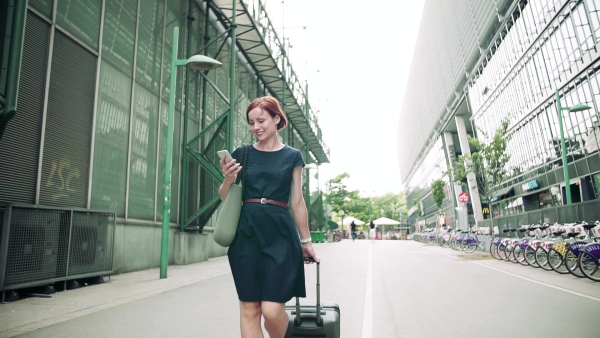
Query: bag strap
234,145,249,198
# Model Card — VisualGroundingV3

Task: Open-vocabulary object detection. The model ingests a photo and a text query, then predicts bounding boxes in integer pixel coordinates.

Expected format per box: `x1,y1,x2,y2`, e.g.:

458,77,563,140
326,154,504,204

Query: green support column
556,90,571,205
227,0,237,151
160,27,181,278
1,0,26,141
180,2,193,230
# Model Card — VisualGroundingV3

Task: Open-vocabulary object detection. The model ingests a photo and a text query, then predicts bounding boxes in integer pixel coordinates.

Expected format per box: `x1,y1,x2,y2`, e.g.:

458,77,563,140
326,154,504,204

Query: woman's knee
240,301,261,320
261,301,285,321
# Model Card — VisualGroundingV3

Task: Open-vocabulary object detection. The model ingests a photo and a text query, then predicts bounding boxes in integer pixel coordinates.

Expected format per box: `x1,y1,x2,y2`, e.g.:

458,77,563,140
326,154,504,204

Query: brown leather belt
243,198,289,210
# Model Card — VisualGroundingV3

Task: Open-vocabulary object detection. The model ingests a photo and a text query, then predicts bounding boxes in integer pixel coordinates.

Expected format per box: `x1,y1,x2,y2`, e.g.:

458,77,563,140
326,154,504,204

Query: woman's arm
290,166,319,262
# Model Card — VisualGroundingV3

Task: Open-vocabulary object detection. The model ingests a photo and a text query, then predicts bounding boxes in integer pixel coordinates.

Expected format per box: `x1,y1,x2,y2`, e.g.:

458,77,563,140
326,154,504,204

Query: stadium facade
399,0,600,230
0,0,328,282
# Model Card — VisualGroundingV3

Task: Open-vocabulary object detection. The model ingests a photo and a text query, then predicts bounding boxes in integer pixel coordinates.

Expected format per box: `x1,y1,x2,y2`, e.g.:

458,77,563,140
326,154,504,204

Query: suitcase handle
295,257,322,326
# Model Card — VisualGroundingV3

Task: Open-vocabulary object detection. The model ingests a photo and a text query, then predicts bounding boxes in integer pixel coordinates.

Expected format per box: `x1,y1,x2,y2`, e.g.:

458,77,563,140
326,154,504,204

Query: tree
322,173,406,231
447,118,512,230
431,179,446,212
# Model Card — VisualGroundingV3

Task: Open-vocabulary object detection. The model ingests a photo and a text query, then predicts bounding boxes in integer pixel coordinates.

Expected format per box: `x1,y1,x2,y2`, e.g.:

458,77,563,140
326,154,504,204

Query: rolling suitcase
284,258,340,338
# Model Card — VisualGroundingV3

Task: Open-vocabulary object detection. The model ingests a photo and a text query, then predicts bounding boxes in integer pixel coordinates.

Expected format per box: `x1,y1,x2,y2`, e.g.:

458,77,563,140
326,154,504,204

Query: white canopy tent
372,217,401,225
372,217,403,236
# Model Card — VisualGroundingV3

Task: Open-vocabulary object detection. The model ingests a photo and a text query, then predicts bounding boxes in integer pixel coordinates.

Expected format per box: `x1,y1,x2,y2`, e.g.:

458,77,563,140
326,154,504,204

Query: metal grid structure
209,0,329,164
0,203,115,291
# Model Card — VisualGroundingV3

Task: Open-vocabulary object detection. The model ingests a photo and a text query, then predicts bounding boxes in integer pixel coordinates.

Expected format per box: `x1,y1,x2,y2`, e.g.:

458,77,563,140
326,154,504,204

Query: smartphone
217,150,233,162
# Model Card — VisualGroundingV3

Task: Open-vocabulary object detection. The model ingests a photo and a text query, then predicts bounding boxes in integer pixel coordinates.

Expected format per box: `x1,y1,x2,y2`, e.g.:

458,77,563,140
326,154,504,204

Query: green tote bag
214,146,248,247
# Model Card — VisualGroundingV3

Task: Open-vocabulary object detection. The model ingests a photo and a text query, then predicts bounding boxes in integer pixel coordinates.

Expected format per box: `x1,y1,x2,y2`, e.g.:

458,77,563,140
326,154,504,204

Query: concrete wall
111,223,228,274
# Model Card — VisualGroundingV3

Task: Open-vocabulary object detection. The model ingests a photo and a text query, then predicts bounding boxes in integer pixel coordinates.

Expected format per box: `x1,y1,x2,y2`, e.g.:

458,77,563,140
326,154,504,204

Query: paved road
1,240,599,337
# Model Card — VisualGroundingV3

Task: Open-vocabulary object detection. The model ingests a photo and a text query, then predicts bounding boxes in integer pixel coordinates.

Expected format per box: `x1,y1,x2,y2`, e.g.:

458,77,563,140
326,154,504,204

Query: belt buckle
260,198,266,204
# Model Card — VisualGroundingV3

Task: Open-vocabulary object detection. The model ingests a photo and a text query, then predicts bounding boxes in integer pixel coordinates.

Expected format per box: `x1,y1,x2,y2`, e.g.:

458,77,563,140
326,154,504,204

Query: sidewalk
0,257,231,338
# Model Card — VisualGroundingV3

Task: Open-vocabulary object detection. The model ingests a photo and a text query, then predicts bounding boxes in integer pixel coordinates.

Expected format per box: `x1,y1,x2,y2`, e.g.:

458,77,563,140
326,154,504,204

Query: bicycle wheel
548,248,568,274
498,245,508,261
514,246,528,266
536,247,552,271
525,246,539,267
578,252,600,282
507,245,518,263
504,245,514,261
464,242,477,253
440,237,448,247
564,248,585,278
490,243,501,260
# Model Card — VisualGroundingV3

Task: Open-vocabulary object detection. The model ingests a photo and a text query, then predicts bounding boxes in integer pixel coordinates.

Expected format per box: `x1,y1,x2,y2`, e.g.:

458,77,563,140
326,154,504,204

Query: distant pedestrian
350,221,357,241
369,221,376,243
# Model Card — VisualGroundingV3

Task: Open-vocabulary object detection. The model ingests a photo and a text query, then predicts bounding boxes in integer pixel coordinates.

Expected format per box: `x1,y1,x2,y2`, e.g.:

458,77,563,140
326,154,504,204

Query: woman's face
247,106,280,141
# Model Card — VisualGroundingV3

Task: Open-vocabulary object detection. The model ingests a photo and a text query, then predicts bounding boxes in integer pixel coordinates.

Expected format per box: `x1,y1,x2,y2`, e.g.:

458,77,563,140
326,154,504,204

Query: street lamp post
160,26,222,279
556,89,591,205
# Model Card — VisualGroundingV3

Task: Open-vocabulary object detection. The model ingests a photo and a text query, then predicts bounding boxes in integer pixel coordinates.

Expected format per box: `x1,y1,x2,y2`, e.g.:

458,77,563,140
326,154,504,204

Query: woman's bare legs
240,301,263,338
261,301,288,338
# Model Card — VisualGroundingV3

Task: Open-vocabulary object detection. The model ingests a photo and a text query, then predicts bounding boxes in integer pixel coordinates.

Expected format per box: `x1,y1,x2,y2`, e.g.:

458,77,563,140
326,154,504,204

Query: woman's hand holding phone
218,150,241,183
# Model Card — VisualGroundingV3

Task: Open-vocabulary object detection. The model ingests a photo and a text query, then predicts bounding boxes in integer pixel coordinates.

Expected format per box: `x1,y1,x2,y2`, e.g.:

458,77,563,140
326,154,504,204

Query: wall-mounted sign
522,180,539,191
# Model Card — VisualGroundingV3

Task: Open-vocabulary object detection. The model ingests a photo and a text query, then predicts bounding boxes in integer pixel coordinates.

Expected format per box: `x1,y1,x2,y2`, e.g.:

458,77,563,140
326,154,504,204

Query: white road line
361,244,373,338
424,244,600,302
472,261,600,302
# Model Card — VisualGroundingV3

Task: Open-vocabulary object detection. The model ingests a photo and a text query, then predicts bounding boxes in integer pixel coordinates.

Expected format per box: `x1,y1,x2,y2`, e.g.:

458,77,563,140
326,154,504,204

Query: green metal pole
160,26,180,278
181,3,193,231
556,89,572,205
0,0,26,142
4,0,26,111
227,0,237,151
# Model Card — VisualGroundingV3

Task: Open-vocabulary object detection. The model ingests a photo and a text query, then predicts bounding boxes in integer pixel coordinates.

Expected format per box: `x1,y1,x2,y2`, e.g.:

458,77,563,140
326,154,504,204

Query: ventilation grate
4,207,69,286
67,211,115,276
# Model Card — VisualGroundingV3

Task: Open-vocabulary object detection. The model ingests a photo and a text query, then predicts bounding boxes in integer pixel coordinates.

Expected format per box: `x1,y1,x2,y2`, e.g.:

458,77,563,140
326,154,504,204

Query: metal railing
478,199,600,232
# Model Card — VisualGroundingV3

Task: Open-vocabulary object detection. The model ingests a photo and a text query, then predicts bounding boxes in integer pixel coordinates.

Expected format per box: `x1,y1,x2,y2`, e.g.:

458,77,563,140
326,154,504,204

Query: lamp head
186,54,222,71
566,103,591,112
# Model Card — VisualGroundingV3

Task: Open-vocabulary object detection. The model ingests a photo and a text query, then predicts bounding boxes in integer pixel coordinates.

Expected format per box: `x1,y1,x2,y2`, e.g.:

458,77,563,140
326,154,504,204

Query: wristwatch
300,237,312,244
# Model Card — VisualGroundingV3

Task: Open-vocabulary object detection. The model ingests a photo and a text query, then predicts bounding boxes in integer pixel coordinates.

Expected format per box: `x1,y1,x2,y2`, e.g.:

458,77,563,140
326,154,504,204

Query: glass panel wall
91,0,137,216
465,0,600,216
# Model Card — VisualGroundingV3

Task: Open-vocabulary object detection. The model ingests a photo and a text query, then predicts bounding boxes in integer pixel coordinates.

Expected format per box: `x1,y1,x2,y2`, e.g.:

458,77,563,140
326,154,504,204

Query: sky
266,0,426,197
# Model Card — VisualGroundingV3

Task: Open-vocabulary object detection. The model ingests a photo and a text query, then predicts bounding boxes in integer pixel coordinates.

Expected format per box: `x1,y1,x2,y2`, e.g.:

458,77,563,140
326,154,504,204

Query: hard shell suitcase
284,258,340,338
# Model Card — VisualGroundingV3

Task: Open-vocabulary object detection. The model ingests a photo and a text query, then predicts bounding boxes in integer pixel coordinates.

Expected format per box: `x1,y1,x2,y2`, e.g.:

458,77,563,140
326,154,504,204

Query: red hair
246,96,288,130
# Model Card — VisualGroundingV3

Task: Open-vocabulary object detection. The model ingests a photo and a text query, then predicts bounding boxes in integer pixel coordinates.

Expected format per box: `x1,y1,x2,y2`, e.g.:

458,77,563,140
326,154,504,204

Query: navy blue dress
228,144,306,303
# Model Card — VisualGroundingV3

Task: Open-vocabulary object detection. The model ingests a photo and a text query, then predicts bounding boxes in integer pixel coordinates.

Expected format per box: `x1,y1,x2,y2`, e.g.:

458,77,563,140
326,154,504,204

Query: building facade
0,0,328,277
399,0,600,230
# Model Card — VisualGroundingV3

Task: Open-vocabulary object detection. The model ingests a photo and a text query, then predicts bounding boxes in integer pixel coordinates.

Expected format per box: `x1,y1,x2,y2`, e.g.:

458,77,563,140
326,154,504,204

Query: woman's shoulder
282,145,301,154
231,144,250,159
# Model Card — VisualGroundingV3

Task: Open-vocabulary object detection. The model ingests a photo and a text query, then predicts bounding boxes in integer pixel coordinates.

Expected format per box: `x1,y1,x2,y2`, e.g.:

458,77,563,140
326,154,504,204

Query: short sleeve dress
228,144,306,303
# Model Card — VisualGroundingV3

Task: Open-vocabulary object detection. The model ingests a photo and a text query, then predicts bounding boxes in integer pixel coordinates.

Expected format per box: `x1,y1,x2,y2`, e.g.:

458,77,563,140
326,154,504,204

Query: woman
219,96,319,338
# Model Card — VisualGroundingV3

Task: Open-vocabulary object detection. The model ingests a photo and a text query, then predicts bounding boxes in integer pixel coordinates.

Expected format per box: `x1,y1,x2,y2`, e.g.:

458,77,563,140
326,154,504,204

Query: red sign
458,192,470,203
